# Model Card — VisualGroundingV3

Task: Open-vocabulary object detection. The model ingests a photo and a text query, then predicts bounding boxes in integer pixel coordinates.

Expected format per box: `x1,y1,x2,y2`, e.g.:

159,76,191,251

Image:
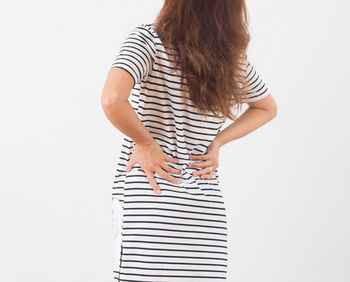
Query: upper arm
102,24,156,104
241,57,277,114
109,24,156,87
242,57,271,103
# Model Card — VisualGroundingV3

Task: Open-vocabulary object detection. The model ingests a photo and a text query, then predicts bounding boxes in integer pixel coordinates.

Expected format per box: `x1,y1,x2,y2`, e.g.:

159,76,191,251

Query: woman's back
110,23,270,203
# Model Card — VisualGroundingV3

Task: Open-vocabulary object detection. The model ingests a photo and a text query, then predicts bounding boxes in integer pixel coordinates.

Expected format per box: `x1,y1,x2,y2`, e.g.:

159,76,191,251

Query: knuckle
164,164,171,171
144,167,152,173
165,174,173,181
170,177,179,183
149,164,157,171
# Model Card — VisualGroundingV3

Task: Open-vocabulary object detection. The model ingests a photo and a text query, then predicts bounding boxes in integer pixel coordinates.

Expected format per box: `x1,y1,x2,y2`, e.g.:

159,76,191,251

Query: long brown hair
154,0,251,120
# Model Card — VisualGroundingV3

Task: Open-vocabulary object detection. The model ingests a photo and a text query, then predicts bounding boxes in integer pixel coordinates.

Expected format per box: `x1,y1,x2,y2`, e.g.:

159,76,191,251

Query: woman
101,0,277,280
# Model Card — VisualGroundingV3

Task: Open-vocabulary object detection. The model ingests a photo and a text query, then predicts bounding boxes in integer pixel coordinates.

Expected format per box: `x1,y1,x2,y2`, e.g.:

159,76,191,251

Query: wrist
212,137,223,148
135,137,156,147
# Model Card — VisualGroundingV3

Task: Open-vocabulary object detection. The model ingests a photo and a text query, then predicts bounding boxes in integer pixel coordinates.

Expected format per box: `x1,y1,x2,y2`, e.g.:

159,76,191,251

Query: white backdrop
0,0,349,281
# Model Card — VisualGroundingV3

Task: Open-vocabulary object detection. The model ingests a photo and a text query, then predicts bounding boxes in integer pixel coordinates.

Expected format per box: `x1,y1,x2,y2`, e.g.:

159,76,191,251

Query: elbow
101,90,110,109
266,94,278,119
100,94,129,120
271,102,278,119
100,96,114,109
268,101,278,121
100,91,122,109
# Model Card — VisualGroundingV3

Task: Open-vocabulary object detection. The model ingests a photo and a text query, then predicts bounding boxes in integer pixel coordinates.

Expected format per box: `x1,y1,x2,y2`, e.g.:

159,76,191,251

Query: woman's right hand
125,139,182,194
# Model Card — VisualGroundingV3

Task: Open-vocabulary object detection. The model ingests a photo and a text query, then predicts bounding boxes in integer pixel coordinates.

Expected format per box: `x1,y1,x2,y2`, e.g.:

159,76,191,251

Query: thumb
126,156,136,173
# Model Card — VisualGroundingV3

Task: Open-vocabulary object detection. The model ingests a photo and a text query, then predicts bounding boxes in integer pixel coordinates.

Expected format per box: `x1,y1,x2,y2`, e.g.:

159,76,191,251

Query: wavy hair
154,0,251,120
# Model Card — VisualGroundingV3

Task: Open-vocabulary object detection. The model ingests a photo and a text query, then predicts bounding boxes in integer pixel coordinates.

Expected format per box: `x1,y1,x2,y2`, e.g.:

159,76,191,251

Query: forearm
214,107,275,147
102,99,154,146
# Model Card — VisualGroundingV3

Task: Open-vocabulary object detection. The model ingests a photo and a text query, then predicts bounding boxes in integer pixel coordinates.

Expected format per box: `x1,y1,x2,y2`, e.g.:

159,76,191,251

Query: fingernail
177,179,182,184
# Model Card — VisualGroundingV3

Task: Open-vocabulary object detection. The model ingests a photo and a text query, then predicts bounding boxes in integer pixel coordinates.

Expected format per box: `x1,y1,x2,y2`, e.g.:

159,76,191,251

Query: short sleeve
242,57,270,103
109,24,156,86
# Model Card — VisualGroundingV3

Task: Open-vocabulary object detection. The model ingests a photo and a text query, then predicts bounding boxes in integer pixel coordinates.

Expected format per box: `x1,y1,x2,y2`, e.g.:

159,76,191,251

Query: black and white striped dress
109,23,270,281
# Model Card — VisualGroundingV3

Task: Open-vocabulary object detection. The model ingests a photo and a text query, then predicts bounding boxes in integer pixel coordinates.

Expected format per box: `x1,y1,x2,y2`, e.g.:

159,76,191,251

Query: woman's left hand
188,139,221,179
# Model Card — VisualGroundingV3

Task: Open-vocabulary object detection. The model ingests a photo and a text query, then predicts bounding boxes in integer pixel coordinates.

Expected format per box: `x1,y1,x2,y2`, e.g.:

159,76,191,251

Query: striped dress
109,23,270,281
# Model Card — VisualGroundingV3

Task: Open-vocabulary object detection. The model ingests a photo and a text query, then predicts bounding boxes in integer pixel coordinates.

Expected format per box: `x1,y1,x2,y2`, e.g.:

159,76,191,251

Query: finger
188,160,215,168
193,165,217,177
126,156,136,172
164,155,179,164
189,154,209,160
160,162,181,174
200,169,216,179
156,167,182,184
145,172,162,194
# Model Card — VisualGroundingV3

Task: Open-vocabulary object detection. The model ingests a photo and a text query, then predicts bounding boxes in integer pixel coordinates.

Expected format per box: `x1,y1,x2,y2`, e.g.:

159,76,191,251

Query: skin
101,68,277,195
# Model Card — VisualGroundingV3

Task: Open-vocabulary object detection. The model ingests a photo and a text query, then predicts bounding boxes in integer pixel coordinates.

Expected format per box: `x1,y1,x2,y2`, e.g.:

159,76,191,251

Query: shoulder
137,23,156,36
131,23,157,42
129,23,157,55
